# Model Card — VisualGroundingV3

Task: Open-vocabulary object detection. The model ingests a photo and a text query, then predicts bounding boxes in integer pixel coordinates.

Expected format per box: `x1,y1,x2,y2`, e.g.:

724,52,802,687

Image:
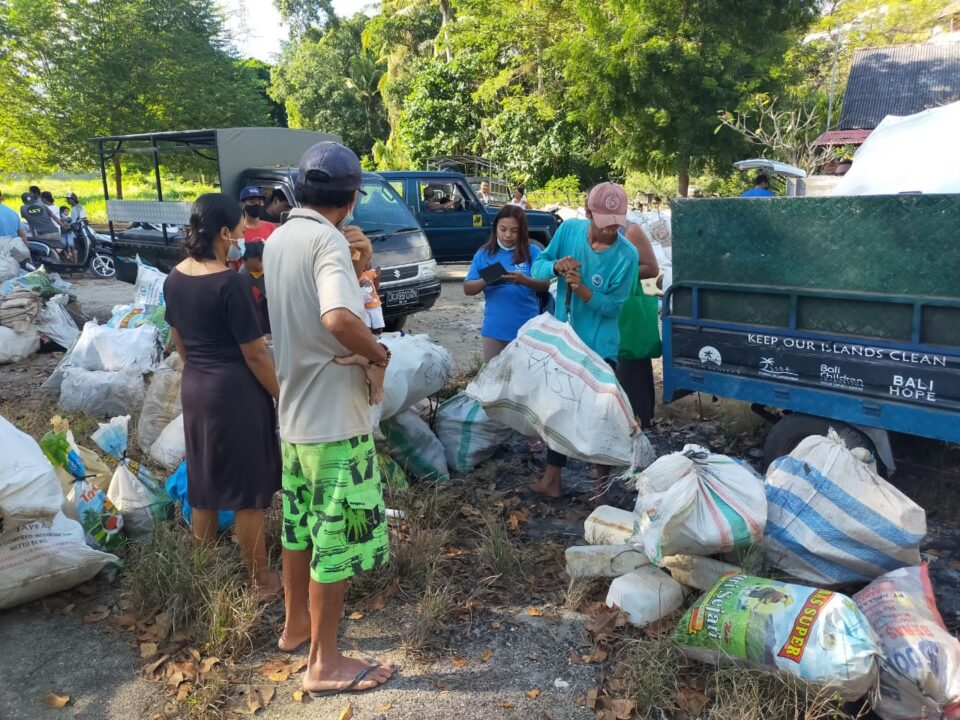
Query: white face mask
226,236,244,261
497,239,515,252
336,204,355,229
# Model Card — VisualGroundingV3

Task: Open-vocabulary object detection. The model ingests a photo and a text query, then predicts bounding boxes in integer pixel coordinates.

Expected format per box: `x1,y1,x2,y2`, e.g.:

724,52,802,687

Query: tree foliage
271,15,389,158
0,0,275,173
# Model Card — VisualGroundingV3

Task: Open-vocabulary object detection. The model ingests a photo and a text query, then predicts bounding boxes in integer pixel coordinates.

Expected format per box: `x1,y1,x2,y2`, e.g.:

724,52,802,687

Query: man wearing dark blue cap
240,185,277,246
263,142,395,697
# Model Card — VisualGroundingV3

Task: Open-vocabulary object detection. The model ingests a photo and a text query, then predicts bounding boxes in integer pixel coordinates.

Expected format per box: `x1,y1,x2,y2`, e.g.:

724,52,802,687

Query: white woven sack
763,430,926,585
0,415,64,531
0,512,117,609
632,445,766,563
466,314,654,469
435,393,510,472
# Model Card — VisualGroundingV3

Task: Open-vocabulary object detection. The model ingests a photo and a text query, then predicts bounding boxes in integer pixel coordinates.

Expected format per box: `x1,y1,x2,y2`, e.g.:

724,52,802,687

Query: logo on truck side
698,346,722,366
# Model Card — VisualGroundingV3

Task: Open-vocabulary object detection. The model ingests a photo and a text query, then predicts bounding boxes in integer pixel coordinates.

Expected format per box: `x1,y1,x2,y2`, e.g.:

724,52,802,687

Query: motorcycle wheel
90,252,116,279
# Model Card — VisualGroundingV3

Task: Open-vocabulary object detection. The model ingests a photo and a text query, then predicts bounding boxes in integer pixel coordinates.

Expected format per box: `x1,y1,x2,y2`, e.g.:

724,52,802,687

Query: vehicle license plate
385,288,419,305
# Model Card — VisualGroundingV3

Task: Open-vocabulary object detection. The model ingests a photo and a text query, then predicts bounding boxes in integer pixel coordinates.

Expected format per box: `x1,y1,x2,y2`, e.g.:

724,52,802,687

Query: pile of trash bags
568,431,960,718
0,247,81,365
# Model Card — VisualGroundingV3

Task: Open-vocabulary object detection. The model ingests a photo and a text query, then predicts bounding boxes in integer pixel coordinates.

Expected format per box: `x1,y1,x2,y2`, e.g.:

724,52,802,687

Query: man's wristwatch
371,343,391,368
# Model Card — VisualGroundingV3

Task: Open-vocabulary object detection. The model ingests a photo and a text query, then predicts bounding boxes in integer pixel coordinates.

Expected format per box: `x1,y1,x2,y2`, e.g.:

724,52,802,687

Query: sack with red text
854,564,960,720
674,574,878,700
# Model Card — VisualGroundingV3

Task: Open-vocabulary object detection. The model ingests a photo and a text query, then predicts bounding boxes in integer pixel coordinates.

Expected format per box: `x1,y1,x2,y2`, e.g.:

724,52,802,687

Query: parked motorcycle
28,220,115,279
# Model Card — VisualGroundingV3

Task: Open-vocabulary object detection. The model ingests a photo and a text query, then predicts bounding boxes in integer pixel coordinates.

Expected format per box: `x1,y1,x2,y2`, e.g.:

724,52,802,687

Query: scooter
28,220,115,279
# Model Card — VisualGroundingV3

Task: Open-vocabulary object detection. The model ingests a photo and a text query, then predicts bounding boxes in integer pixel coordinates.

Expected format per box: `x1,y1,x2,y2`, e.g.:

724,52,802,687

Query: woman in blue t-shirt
464,204,550,361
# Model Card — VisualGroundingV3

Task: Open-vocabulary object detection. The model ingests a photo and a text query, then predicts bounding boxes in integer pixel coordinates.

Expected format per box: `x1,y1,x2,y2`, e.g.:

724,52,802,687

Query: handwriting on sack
522,345,586,408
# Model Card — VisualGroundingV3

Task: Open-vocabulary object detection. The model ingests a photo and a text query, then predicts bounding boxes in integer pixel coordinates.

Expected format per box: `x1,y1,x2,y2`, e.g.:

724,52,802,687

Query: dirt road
1,274,958,720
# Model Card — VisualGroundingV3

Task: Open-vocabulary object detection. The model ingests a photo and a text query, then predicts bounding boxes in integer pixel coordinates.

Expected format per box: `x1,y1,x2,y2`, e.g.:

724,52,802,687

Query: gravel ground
1,272,958,720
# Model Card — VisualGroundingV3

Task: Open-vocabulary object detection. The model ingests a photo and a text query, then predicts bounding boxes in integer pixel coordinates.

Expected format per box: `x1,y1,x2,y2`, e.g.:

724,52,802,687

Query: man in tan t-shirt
264,141,395,698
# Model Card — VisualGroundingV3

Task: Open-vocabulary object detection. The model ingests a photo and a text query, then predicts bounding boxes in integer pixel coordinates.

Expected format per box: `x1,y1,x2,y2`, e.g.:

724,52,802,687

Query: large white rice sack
69,321,159,373
0,512,117,609
59,367,146,417
149,413,185,470
467,314,654,468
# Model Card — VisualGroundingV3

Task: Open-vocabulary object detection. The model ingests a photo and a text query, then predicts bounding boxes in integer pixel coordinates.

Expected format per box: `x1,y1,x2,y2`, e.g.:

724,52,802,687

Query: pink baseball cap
586,182,628,228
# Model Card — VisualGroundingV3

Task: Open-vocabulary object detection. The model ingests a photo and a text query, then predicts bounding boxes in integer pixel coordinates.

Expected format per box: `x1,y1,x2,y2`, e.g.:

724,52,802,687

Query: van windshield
353,177,419,233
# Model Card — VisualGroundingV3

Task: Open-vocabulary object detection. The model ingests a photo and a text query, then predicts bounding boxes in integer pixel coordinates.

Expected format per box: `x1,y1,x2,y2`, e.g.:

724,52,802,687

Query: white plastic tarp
834,101,960,195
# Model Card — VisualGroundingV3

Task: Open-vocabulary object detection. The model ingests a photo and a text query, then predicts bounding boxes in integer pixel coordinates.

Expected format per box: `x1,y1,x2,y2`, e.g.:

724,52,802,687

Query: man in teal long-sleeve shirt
529,182,638,498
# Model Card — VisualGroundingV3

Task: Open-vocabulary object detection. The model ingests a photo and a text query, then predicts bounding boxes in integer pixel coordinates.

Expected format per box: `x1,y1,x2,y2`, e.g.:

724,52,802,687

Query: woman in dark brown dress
164,193,282,595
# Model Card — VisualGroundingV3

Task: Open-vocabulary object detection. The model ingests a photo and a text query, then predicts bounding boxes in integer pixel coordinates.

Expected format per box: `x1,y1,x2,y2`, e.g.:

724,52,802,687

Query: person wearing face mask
240,186,277,244
463,204,550,362
528,182,639,499
162,193,282,597
263,142,396,698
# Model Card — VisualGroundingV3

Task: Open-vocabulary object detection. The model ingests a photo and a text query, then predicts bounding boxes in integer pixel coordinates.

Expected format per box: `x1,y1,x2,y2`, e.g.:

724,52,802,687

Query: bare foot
254,568,283,601
529,467,564,498
303,654,395,695
278,615,311,652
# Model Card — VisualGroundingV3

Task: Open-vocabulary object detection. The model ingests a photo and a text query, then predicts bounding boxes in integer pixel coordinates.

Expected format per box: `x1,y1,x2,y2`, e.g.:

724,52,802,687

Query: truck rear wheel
763,414,879,469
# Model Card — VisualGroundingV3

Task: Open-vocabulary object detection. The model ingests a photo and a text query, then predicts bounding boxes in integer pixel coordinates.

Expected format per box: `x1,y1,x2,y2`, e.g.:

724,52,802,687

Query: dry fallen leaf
144,654,170,680
378,703,393,712
199,657,221,674
526,689,541,699
292,690,305,703
569,650,583,665
527,607,544,617
188,648,202,663
490,620,502,629
586,687,600,710
42,692,70,709
140,642,159,658
347,611,364,620
83,605,110,623
480,647,493,663
676,687,710,716
581,646,609,664
167,671,185,688
338,703,354,720
114,612,138,629
267,670,290,683
61,603,76,615
225,685,276,716
498,701,515,709
176,683,191,702
451,657,468,668
607,698,638,720
168,662,198,683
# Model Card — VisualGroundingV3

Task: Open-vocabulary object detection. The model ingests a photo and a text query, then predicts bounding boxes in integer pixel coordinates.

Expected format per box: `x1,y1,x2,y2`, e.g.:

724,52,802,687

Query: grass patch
1,173,215,225
401,579,455,654
180,666,230,720
564,577,606,612
477,515,521,579
122,520,265,657
706,665,856,720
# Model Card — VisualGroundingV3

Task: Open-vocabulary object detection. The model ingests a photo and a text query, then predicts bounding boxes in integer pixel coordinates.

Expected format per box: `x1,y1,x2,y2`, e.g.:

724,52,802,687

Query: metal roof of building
812,128,873,146
838,44,960,129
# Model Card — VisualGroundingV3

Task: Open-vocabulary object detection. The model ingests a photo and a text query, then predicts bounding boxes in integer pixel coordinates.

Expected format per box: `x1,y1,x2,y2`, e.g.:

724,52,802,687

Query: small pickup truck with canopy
92,127,440,331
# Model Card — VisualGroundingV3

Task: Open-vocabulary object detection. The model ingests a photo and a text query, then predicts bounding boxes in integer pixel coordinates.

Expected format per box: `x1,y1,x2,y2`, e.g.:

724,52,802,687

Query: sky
224,0,375,63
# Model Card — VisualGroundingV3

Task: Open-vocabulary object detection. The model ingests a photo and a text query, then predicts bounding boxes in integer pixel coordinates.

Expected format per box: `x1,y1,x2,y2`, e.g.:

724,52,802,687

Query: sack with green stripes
466,314,654,469
435,393,511,472
630,445,767,563
380,408,450,482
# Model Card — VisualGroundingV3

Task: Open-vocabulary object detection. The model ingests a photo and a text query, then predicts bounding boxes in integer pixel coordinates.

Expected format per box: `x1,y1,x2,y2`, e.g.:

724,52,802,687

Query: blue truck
379,171,558,262
661,194,960,470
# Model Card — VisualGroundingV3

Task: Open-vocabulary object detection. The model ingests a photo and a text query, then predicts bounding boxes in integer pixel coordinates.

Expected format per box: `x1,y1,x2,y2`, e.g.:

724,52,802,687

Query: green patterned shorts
280,434,390,584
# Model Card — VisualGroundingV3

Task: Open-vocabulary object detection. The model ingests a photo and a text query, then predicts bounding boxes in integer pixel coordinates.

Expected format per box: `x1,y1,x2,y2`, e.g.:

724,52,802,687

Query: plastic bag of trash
0,288,41,332
92,416,171,537
0,415,63,532
674,574,878,700
42,416,111,494
853,564,960,720
763,430,926,586
435,393,510,472
631,445,767,563
134,257,166,306
64,477,125,552
35,294,80,349
372,333,452,425
106,303,171,346
467,314,654,469
0,266,58,300
150,413,185,469
69,320,160,373
137,353,183,453
59,366,146,417
0,325,40,364
165,461,233,532
0,235,29,263
0,512,117,610
380,408,449,482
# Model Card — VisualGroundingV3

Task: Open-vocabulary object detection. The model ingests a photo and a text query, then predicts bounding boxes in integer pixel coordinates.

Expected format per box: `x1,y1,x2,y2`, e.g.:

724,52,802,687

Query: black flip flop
306,664,387,698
